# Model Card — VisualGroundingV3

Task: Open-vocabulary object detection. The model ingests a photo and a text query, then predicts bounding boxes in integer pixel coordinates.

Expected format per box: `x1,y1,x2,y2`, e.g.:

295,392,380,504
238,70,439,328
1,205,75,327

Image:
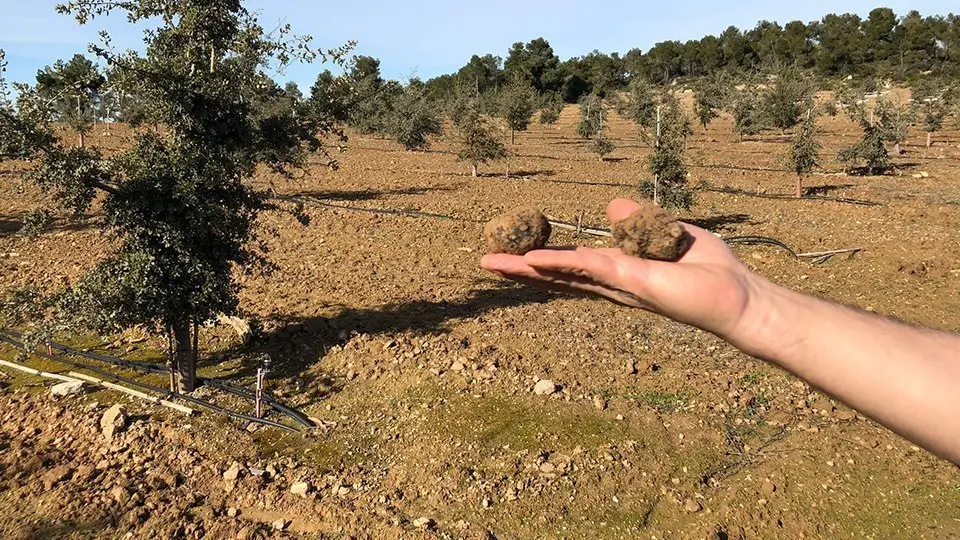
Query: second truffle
483,207,552,255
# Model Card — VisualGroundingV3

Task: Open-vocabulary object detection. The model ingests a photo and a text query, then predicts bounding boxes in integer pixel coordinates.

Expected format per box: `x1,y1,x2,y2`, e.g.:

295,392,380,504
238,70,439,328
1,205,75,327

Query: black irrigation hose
281,195,484,224
0,332,299,433
0,329,315,429
724,236,798,258
199,378,315,429
698,186,882,207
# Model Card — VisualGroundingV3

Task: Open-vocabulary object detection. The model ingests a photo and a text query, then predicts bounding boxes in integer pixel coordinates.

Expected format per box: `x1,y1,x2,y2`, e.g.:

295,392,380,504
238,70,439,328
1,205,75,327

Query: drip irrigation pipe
0,329,314,429
724,236,798,258
697,185,882,207
279,195,485,223
0,332,298,433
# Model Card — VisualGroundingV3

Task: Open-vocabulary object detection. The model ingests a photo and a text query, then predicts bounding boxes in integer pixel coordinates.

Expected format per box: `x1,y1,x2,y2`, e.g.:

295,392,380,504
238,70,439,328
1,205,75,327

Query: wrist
725,274,806,362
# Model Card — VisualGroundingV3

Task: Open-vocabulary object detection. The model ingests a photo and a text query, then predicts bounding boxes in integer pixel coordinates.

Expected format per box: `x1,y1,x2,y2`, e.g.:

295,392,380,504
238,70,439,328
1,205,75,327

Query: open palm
480,199,760,343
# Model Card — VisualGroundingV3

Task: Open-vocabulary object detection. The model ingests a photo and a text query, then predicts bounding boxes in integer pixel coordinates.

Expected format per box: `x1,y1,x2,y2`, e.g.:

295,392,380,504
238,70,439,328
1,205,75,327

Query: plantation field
1,102,960,538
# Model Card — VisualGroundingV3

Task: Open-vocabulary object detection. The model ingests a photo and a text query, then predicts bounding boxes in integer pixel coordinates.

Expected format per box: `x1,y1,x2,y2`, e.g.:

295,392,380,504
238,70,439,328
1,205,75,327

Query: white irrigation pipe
0,359,83,383
68,371,195,416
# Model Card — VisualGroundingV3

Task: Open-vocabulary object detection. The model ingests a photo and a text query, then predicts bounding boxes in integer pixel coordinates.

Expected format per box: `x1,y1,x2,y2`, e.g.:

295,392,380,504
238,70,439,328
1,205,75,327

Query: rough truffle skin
612,204,691,261
483,208,552,255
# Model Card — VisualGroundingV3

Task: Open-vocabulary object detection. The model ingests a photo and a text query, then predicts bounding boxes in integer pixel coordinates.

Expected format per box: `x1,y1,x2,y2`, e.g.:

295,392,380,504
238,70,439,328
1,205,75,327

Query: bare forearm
734,276,960,464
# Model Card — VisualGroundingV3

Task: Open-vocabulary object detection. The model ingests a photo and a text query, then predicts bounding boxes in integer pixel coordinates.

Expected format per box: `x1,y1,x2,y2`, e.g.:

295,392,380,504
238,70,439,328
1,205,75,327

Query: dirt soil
1,100,960,539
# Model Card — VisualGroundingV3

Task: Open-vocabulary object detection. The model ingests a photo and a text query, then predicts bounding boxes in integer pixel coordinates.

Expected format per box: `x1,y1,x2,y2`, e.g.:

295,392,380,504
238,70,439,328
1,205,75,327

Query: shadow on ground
289,184,461,202
0,214,101,238
687,213,752,233
805,183,855,196
211,284,558,405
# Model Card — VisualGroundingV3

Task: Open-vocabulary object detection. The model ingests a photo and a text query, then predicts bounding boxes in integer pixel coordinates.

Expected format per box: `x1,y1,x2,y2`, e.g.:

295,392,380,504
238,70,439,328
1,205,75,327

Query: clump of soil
612,202,691,261
483,207,552,255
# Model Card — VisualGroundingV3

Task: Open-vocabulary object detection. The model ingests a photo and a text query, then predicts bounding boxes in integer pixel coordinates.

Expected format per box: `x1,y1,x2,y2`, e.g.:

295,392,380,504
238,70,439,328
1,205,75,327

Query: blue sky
1,1,956,91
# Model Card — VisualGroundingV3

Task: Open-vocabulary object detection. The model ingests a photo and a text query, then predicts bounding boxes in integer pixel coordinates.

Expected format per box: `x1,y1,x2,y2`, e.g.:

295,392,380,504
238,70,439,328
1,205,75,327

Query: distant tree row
422,8,960,104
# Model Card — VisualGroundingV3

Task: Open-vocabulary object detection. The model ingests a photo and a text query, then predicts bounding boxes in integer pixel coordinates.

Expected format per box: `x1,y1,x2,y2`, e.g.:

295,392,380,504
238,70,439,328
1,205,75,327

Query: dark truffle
612,203,691,261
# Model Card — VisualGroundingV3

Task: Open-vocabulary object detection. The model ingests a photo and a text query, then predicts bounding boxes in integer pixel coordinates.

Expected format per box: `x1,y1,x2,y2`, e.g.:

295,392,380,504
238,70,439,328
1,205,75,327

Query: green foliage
345,56,401,135
451,97,507,174
578,94,616,160
693,73,730,129
834,82,866,122
632,391,686,414
874,97,910,146
785,111,821,177
615,79,657,140
731,87,764,139
559,50,627,99
34,53,105,140
1,59,58,159
456,54,506,94
389,81,443,151
911,79,950,135
1,1,351,390
591,137,615,160
643,95,693,210
560,73,590,103
838,123,893,175
427,8,960,90
504,38,562,93
578,94,606,139
538,94,563,125
498,78,536,141
309,70,353,126
17,210,52,237
760,70,812,132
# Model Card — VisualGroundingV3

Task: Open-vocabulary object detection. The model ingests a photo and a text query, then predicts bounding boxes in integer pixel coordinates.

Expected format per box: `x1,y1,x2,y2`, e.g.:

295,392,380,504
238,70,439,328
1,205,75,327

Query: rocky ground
1,100,960,538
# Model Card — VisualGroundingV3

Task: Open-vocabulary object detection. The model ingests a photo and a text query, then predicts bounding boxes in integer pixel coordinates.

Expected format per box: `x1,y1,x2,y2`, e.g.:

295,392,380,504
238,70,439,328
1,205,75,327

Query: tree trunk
926,132,932,148
170,321,197,393
894,142,901,155
795,174,803,199
511,129,515,145
78,131,85,148
471,163,478,178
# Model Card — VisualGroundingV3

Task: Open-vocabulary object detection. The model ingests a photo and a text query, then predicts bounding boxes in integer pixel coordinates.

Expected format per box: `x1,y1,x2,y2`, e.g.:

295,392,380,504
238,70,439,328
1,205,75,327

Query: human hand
480,199,765,345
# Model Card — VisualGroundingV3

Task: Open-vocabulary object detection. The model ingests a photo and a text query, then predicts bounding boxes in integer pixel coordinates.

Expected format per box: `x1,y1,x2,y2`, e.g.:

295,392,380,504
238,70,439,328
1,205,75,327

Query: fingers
607,199,642,223
523,247,625,286
482,258,650,309
481,253,531,275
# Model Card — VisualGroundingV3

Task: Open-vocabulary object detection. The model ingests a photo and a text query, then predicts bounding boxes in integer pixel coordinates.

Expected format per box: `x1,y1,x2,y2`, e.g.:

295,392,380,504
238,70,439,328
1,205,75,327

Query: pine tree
785,111,821,197
33,54,105,147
